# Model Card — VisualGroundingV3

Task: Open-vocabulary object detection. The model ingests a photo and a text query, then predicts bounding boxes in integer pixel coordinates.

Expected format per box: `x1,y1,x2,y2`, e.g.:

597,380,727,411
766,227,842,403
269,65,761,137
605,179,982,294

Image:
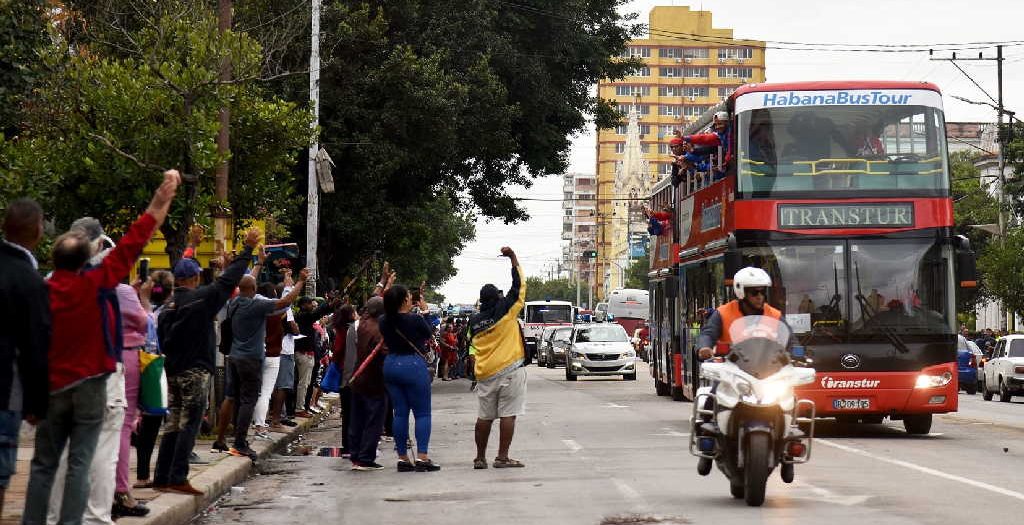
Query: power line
491,1,1024,52
946,60,999,105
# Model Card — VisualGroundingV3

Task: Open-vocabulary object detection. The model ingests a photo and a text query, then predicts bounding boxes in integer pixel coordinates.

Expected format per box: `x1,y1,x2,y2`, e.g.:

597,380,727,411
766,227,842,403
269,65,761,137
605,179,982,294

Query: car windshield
736,101,949,197
553,328,572,341
576,326,628,343
741,238,954,342
1008,340,1024,358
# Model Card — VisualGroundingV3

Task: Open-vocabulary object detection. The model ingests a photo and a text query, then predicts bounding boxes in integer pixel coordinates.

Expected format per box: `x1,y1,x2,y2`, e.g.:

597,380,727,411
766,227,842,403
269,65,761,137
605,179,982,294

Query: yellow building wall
594,6,766,299
132,219,266,280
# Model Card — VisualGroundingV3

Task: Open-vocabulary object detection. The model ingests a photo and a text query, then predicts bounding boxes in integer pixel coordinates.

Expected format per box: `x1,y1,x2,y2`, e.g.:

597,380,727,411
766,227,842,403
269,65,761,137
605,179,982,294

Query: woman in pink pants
114,283,151,518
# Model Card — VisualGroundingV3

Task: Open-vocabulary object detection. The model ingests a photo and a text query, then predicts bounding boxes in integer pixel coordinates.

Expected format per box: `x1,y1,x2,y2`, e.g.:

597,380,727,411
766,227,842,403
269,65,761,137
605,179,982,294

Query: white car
981,334,1024,402
565,323,637,381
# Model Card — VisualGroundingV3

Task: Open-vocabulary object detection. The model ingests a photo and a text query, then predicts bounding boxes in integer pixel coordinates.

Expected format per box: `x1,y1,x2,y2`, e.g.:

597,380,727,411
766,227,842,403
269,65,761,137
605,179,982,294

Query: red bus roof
733,81,941,99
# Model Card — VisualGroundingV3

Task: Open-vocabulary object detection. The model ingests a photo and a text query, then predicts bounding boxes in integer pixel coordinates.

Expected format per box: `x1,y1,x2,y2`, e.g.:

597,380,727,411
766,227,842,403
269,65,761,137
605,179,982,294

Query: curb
120,399,337,525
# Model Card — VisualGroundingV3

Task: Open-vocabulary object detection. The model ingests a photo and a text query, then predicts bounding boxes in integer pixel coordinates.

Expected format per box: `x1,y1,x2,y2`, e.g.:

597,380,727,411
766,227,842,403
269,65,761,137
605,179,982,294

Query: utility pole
932,45,1009,329
306,0,322,296
214,0,231,254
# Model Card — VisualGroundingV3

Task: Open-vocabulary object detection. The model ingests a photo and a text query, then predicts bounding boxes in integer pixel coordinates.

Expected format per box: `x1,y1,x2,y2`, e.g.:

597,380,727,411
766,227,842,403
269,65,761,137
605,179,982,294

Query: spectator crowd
1,172,530,524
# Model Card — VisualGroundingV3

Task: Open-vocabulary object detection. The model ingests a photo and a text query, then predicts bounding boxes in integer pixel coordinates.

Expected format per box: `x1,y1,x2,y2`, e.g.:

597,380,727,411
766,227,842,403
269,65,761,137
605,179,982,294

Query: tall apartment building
593,6,766,298
561,172,598,307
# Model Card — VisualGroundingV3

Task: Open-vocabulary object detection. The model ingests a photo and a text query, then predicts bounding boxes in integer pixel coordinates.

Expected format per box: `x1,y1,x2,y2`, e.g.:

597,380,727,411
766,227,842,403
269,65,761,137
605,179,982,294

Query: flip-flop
492,457,525,468
473,458,488,469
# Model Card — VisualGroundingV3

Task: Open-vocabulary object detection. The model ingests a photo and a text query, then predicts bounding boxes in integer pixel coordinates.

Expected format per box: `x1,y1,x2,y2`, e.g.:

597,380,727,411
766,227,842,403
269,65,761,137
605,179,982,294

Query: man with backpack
152,228,260,495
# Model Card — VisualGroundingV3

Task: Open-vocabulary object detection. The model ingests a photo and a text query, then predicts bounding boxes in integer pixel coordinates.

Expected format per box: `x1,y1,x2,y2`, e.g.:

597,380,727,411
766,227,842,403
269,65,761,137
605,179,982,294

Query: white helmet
733,267,772,299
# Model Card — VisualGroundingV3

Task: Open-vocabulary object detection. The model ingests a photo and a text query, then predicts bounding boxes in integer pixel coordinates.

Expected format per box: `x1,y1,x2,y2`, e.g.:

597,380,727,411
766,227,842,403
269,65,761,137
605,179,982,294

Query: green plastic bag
139,352,168,416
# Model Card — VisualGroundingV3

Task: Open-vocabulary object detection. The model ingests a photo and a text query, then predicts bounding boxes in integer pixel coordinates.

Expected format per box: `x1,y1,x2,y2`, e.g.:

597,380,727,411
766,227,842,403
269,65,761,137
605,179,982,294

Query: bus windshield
741,238,954,340
736,102,949,197
526,305,573,324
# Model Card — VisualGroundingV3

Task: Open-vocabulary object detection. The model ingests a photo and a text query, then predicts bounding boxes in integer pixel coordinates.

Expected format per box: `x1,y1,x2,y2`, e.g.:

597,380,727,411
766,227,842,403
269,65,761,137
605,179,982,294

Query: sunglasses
745,287,767,297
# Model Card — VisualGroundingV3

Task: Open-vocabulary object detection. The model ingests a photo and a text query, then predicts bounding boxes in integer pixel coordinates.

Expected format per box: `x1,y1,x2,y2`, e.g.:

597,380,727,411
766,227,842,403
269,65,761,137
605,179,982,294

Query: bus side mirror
724,234,741,285
955,235,977,288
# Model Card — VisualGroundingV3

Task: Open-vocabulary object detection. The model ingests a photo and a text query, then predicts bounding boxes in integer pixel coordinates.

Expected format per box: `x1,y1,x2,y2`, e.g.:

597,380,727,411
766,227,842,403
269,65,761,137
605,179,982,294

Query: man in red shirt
22,170,180,525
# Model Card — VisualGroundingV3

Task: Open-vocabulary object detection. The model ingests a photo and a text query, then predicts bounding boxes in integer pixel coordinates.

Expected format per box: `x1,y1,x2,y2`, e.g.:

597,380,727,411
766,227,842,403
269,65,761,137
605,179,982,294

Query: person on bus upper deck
696,267,783,361
669,137,688,187
643,205,673,236
682,111,732,176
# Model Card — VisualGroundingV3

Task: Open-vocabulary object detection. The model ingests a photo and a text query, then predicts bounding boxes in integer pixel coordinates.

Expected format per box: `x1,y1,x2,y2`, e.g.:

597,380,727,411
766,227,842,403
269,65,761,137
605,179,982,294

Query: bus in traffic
648,81,975,433
606,288,650,336
521,300,575,363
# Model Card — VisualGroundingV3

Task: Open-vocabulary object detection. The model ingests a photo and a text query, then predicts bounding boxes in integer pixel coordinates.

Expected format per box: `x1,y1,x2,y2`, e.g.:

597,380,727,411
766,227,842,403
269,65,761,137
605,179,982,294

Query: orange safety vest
715,300,782,352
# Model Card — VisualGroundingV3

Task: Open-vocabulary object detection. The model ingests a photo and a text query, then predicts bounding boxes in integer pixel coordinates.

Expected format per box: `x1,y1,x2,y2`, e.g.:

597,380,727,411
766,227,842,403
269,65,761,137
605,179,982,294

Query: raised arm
500,247,526,312
215,228,261,293
91,170,180,288
274,268,308,309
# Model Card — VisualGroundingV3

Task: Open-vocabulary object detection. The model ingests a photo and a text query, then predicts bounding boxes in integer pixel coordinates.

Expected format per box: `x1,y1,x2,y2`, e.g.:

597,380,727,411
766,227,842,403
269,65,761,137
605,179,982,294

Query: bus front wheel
903,414,932,435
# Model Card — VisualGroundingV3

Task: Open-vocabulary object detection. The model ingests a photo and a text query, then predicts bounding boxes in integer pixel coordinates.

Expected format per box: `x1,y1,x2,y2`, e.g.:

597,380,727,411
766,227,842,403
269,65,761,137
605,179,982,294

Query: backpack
219,301,238,356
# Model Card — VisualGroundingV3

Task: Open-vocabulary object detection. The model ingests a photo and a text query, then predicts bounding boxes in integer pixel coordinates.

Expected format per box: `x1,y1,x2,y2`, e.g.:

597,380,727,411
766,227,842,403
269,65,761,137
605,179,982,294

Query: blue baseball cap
173,258,202,279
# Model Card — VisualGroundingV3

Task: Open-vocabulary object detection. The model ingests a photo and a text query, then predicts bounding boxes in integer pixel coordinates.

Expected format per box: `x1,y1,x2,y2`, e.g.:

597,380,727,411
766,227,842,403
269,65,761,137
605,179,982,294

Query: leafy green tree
287,0,640,288
0,0,47,138
977,227,1024,318
9,2,310,261
525,277,577,303
623,255,650,290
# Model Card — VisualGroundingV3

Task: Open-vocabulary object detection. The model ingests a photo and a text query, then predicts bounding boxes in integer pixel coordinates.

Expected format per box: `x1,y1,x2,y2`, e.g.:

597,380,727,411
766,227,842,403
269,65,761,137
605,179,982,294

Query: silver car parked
565,323,637,381
541,326,572,368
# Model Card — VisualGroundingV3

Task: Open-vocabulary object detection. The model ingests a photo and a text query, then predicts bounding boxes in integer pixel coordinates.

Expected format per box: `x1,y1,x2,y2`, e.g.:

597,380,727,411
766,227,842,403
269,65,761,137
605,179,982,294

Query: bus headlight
914,371,953,389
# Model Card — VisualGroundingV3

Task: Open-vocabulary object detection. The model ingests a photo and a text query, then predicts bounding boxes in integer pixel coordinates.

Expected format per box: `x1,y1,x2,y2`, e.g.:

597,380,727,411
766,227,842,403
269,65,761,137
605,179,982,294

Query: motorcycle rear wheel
744,433,771,506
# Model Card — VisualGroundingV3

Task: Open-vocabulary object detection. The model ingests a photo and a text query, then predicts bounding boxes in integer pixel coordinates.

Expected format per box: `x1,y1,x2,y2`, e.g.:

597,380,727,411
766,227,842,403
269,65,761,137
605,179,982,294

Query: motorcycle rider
693,267,783,476
697,267,782,361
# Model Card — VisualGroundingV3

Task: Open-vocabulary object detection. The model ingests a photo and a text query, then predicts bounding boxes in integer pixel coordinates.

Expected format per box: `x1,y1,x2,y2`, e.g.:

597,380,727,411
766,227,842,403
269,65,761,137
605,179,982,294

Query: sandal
473,458,488,470
492,457,525,468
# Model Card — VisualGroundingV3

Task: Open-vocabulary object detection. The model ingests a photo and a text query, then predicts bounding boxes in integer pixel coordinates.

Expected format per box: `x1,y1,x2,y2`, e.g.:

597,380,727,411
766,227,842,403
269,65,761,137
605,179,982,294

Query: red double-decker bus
648,81,976,434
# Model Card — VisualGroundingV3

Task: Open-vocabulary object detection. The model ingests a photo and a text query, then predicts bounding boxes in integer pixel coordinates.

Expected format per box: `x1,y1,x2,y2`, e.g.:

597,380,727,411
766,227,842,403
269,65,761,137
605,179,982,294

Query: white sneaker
254,429,272,441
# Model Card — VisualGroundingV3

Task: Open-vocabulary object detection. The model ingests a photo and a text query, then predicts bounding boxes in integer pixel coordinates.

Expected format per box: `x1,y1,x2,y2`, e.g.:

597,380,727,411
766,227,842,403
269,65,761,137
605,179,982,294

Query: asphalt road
196,363,1024,525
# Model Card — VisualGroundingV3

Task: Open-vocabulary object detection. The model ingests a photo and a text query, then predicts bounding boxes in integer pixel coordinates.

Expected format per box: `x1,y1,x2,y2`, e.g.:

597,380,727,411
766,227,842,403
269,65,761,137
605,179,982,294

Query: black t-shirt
159,248,252,375
379,313,433,355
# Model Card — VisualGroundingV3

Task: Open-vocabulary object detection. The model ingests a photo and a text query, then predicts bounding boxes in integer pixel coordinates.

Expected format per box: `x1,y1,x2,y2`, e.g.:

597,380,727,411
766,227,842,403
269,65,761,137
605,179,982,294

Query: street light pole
306,0,322,296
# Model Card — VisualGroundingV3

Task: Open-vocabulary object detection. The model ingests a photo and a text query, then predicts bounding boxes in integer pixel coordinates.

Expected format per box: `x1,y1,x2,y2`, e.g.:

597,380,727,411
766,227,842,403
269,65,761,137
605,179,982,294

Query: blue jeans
22,376,107,525
383,354,432,456
348,392,386,464
0,409,20,489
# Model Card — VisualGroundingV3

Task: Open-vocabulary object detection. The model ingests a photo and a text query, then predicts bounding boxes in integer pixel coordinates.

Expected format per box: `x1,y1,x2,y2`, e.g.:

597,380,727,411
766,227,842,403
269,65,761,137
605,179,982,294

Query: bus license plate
833,398,871,410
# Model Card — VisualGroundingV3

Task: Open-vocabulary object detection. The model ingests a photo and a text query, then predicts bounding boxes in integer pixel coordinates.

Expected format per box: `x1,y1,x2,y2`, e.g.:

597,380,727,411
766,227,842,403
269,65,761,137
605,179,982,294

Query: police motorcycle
689,316,817,507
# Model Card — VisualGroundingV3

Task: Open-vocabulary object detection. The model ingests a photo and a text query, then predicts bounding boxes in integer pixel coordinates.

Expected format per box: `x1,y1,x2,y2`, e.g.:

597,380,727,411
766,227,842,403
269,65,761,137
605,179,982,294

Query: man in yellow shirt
468,247,527,469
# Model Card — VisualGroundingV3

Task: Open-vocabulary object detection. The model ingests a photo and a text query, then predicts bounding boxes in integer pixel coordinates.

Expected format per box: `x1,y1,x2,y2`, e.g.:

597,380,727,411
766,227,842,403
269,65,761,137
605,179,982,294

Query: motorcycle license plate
832,398,871,410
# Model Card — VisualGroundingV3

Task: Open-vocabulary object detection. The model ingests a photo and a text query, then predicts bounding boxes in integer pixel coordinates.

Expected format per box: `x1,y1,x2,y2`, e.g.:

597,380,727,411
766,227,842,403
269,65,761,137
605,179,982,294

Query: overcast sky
438,0,1024,304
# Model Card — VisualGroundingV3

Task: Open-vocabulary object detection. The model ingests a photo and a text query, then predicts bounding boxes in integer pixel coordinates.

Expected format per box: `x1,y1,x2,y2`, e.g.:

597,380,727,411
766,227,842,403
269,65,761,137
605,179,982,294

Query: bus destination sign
778,203,913,229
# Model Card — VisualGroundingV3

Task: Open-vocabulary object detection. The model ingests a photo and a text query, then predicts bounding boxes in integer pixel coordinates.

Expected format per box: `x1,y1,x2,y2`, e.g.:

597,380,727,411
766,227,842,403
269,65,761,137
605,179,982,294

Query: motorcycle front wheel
744,433,771,506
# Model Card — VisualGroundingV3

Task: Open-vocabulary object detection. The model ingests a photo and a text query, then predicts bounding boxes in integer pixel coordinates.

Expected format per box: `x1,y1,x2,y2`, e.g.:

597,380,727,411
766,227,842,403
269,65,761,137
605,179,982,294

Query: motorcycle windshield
727,316,792,379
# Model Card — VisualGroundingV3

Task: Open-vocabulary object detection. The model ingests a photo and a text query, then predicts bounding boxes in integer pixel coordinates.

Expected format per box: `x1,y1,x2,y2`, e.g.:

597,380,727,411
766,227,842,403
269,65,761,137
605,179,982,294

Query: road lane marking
818,438,1024,502
602,402,630,408
611,477,649,511
652,427,690,437
562,439,583,453
792,480,871,506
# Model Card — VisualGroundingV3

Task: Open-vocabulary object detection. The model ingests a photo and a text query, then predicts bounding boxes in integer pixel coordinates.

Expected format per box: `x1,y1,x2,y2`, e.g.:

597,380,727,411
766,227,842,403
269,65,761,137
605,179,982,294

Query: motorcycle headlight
914,371,953,389
734,380,753,397
759,380,793,404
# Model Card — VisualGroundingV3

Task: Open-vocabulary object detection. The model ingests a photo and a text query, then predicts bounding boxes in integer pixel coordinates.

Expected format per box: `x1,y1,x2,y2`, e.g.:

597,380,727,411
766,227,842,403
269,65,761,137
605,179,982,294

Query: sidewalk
1,395,339,525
